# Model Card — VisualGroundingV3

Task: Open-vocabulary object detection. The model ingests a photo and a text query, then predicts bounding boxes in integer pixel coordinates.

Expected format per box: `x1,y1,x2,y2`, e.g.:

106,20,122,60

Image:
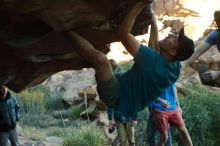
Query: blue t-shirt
116,44,181,118
205,30,220,51
149,83,177,111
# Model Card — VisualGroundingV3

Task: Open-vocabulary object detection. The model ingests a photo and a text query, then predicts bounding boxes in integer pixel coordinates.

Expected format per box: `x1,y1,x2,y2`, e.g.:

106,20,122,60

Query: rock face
0,0,153,92
44,68,96,100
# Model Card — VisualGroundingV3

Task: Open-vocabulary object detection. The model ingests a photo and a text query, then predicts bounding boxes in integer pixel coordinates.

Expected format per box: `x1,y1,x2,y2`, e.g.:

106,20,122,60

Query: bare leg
68,31,113,82
126,122,135,146
158,131,168,146
177,126,193,146
116,121,127,146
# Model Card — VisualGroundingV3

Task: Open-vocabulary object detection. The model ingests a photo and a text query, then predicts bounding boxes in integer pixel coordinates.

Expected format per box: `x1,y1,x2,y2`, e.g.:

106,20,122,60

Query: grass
22,126,47,140
10,82,108,146
47,127,66,137
62,126,107,146
44,95,64,111
13,85,65,127
13,85,47,127
47,126,107,146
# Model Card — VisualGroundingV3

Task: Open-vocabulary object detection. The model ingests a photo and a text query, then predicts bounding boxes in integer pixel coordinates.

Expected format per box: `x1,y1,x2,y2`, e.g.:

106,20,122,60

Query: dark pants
0,128,19,146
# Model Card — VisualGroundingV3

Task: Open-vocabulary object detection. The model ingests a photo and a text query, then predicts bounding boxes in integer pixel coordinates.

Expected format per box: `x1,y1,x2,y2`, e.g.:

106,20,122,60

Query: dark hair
109,59,117,67
176,28,194,61
214,10,220,21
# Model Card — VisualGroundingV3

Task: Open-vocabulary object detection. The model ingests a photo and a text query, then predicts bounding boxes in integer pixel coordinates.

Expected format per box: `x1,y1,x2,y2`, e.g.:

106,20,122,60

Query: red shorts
152,108,185,132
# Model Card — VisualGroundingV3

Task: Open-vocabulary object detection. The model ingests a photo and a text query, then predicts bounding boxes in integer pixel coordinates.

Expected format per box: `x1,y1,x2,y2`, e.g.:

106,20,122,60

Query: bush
67,106,84,119
178,84,220,145
62,126,107,146
13,85,47,127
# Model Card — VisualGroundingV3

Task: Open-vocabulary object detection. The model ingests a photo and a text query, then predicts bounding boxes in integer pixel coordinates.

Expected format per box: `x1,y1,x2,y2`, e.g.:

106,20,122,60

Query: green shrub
67,106,84,119
178,84,220,145
44,95,64,111
62,126,107,146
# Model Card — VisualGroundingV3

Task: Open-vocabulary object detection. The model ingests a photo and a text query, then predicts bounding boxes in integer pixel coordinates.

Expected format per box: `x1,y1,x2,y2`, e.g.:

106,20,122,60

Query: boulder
0,0,153,92
44,68,96,99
